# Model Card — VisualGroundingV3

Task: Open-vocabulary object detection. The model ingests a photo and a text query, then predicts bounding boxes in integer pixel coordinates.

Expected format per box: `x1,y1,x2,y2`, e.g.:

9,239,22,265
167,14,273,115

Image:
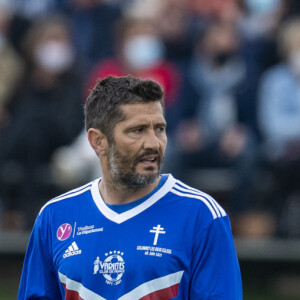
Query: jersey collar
90,174,176,224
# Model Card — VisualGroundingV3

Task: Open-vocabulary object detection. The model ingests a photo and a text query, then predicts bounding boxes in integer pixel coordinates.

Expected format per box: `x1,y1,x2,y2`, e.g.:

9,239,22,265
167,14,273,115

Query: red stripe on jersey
139,283,180,300
62,283,84,300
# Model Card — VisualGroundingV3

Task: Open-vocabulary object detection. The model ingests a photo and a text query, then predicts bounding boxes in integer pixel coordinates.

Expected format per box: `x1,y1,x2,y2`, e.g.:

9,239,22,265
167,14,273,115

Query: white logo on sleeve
150,224,166,245
63,241,82,258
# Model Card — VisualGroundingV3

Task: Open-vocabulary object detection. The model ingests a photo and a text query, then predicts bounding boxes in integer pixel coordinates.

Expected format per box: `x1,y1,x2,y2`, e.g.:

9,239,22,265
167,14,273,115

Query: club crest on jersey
93,251,125,285
57,223,72,241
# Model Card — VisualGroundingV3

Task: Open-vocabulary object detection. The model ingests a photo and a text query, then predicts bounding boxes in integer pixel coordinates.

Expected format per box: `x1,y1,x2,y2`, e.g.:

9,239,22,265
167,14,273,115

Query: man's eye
132,128,144,133
156,127,165,133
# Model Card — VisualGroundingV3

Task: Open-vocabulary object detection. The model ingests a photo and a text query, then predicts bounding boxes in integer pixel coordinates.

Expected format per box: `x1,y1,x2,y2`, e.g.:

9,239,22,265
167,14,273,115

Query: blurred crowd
0,0,300,238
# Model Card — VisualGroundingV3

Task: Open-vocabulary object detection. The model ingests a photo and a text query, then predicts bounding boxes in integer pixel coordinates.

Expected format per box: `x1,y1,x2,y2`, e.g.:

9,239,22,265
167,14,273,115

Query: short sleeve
18,211,62,299
190,216,242,299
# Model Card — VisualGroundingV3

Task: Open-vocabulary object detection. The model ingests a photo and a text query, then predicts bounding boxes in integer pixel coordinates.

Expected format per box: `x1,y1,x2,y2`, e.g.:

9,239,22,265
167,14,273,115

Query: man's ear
87,128,108,157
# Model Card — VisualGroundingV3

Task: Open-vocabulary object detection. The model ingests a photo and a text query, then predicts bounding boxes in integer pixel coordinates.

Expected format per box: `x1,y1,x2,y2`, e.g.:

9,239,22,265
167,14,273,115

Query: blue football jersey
18,174,242,299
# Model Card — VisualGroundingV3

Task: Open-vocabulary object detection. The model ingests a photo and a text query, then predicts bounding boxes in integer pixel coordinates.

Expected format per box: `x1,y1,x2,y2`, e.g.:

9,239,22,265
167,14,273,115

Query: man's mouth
140,155,158,164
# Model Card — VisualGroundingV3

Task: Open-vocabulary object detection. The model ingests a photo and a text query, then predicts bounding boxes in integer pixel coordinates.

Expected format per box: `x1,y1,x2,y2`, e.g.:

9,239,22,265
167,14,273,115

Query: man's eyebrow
155,122,167,126
124,121,166,130
124,123,148,130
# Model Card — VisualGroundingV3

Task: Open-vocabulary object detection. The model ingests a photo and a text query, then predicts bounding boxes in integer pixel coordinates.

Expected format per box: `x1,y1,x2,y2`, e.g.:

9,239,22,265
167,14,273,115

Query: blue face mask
123,35,165,70
245,0,281,15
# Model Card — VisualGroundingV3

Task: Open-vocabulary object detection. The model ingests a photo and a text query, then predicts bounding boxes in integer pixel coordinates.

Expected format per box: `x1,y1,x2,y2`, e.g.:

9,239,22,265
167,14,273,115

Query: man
18,75,242,299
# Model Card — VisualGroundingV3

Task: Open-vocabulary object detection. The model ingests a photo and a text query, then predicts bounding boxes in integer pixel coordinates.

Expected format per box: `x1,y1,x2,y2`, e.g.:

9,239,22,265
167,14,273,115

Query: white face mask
34,41,75,73
123,35,164,70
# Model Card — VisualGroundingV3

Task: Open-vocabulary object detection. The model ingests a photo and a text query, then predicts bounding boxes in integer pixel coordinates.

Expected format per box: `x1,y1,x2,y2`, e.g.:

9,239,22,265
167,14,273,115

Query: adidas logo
63,241,82,258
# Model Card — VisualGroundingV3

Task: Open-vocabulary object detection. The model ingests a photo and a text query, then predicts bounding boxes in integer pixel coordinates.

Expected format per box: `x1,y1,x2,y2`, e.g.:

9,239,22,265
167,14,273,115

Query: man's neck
99,176,161,205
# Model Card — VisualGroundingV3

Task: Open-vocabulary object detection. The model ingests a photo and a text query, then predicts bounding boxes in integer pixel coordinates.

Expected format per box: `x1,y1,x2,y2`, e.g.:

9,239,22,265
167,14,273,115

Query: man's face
106,101,167,189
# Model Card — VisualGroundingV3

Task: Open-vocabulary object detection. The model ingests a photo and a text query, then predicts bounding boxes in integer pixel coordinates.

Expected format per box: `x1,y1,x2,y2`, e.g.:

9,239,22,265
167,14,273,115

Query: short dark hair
84,75,164,141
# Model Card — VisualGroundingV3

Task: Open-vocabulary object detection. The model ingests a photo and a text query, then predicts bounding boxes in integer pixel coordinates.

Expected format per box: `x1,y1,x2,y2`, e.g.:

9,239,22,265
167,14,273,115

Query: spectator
235,0,283,136
86,17,182,134
169,21,258,219
259,18,300,160
155,0,196,63
0,15,84,229
62,0,123,70
258,17,300,236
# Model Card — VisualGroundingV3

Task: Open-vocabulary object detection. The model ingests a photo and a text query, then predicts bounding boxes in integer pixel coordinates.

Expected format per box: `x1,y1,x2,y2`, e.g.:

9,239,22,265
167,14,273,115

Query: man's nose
143,130,160,150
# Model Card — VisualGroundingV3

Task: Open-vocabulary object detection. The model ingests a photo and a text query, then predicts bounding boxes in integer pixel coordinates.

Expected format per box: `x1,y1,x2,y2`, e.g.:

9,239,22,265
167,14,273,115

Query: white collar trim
91,174,176,224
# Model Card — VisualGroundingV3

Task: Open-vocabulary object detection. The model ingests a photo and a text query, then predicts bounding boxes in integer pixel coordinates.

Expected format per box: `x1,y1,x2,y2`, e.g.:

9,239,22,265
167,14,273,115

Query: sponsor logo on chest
57,223,72,241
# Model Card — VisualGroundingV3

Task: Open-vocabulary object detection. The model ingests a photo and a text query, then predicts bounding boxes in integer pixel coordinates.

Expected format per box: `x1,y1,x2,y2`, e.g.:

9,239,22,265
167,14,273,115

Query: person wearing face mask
168,22,258,227
258,18,300,236
85,17,182,135
0,15,84,229
259,17,300,161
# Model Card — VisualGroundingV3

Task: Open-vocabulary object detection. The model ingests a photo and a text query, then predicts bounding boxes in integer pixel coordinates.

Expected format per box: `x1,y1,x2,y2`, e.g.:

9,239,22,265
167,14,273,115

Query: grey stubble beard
107,143,161,190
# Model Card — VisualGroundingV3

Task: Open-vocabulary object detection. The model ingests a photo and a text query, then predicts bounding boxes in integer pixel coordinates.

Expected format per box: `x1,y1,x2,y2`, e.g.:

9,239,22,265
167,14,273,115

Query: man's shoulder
39,179,97,215
168,176,227,221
